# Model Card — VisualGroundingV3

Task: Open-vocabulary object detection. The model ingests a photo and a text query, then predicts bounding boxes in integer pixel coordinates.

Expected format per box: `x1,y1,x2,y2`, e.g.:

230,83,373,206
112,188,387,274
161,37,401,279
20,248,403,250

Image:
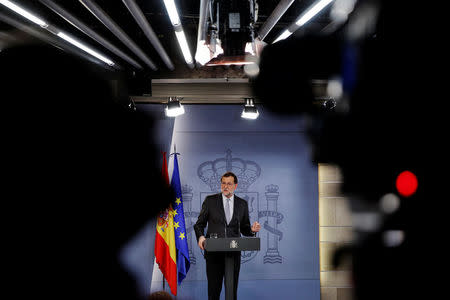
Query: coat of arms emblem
183,149,284,265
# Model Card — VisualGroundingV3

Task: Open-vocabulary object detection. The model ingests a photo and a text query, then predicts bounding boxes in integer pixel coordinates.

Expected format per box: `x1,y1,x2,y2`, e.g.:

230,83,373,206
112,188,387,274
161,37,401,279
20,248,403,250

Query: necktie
225,198,231,224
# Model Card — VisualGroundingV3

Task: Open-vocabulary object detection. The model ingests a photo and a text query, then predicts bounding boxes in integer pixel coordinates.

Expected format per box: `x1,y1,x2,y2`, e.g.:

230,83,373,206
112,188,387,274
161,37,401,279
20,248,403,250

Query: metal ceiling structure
0,0,345,102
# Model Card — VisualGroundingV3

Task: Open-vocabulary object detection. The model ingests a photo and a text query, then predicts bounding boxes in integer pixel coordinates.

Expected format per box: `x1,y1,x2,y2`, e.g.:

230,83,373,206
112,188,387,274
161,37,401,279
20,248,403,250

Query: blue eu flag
171,153,190,284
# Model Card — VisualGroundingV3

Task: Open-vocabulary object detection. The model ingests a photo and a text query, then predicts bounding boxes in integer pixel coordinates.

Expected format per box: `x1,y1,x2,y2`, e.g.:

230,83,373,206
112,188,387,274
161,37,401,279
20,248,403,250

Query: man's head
221,172,238,198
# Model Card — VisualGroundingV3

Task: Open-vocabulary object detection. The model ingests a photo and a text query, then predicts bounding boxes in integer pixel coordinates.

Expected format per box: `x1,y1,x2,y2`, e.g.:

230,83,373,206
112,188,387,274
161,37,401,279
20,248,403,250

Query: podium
204,237,260,300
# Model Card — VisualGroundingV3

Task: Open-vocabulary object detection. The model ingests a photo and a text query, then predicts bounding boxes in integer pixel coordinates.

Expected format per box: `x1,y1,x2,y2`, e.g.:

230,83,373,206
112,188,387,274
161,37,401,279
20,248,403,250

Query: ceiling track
132,78,327,104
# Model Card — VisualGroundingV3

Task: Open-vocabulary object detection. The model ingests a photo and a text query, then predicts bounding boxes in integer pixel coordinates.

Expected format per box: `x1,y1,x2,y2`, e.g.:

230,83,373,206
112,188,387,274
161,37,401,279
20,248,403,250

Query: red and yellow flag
154,152,177,295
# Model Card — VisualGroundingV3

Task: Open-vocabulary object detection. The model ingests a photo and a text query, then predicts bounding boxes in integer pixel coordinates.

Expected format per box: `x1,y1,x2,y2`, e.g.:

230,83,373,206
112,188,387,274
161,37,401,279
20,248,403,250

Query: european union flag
171,153,190,284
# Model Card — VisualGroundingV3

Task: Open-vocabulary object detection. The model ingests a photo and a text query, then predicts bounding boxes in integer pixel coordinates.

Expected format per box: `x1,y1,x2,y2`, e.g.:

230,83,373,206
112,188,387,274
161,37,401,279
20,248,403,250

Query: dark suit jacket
194,193,254,241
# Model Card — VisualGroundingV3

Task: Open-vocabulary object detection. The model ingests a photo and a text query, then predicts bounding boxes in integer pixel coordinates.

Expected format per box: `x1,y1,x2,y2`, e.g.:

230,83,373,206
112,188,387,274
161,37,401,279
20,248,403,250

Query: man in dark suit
194,172,261,300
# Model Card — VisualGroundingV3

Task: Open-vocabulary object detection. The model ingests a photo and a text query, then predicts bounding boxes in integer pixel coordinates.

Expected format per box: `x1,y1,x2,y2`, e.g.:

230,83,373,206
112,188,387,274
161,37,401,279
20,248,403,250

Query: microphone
224,220,227,238
238,220,240,237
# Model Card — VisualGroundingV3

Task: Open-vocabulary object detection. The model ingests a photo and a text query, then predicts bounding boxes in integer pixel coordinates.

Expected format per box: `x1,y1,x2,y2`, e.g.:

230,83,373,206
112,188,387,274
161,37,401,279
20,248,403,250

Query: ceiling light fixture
165,97,185,117
162,0,180,25
0,0,115,67
57,31,115,66
273,0,335,43
0,0,48,27
296,0,334,26
175,30,193,65
162,0,194,67
241,98,259,120
273,29,292,43
39,0,141,69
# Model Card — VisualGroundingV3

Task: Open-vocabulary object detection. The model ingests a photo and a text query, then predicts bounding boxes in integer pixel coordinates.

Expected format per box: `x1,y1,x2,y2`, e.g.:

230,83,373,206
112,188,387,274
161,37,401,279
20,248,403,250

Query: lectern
204,237,260,300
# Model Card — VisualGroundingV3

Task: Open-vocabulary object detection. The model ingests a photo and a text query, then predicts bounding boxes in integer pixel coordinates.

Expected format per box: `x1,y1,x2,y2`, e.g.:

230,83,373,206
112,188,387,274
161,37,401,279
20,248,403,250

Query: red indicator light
396,171,418,197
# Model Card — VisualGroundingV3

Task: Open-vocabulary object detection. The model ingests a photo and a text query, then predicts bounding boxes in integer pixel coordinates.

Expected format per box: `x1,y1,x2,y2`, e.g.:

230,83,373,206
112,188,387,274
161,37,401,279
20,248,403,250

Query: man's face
221,176,237,198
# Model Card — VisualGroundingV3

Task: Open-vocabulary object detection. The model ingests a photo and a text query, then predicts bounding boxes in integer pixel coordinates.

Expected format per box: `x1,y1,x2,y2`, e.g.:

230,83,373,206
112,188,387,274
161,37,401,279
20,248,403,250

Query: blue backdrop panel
167,105,319,300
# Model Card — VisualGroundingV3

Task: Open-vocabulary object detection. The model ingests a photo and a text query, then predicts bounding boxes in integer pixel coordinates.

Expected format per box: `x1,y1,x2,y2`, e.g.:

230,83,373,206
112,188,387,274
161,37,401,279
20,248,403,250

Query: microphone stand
224,220,227,238
238,220,240,237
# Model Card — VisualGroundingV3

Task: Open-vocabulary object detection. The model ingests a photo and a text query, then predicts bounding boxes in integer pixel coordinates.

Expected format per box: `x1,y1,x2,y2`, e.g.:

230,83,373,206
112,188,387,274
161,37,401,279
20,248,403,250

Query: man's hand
198,236,206,250
251,221,261,233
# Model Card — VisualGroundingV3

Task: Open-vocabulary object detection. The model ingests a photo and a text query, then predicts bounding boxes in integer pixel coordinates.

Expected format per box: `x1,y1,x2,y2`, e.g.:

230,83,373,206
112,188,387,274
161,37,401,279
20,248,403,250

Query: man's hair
148,290,173,300
221,172,238,184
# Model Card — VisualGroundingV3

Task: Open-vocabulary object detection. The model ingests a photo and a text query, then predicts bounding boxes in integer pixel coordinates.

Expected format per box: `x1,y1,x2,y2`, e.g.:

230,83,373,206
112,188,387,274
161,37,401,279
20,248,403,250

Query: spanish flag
154,152,177,295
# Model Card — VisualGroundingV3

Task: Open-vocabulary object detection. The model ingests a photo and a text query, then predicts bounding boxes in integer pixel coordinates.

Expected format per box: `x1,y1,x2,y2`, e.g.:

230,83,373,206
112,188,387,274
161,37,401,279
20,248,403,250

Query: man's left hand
251,221,261,233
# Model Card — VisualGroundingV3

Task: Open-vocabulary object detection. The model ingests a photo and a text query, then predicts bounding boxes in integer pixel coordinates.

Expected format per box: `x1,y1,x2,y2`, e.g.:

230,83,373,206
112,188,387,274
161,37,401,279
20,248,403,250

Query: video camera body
254,1,442,299
203,0,257,57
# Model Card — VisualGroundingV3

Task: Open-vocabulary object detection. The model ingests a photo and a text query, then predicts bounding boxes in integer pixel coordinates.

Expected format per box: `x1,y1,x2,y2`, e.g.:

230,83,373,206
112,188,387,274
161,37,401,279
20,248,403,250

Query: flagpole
170,144,180,157
169,146,191,294
161,151,167,293
156,151,178,296
168,144,176,297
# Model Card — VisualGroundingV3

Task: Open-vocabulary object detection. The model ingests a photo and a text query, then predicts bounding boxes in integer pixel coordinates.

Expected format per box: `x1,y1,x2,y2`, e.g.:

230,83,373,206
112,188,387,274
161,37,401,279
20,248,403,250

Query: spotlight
241,98,259,119
323,98,336,110
165,97,185,117
128,98,136,111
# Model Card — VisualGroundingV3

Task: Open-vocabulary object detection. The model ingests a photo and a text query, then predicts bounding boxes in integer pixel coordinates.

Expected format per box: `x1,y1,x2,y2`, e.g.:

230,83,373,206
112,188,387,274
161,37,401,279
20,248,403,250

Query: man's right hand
198,236,206,250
